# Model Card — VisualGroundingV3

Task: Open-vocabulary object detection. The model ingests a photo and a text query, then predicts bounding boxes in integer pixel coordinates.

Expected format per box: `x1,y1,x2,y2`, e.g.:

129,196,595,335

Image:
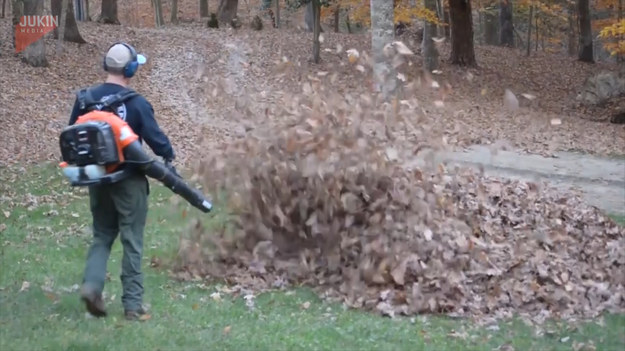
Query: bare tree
483,6,498,45
370,0,395,96
567,1,576,56
217,0,238,23
422,0,439,71
56,0,67,52
52,0,86,43
200,0,208,17
305,1,313,32
526,3,533,56
333,4,339,32
74,0,90,21
577,0,593,63
305,1,323,33
499,0,513,47
12,0,21,49
441,0,450,38
311,0,321,63
18,0,49,67
97,0,119,24
619,0,623,63
275,0,280,28
171,0,178,24
153,0,164,26
449,0,476,66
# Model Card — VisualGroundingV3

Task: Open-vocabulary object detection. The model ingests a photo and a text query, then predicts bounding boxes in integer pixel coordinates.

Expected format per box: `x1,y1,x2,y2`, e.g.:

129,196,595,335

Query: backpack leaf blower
58,90,212,213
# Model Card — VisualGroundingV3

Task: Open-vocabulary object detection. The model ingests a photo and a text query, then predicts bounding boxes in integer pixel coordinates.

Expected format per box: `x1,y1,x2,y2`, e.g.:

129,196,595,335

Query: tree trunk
199,0,208,17
435,0,446,38
12,0,22,51
422,0,439,71
577,0,593,63
484,6,498,45
370,0,396,96
333,4,339,32
275,0,280,28
311,0,321,63
535,12,538,51
567,1,576,56
499,0,513,47
477,3,483,44
618,0,623,63
171,0,178,24
98,0,119,24
52,0,86,43
217,0,237,23
56,0,67,52
21,0,49,67
443,5,450,38
2,0,8,17
153,0,164,26
305,1,313,32
74,0,83,21
85,0,89,20
346,12,352,33
449,0,476,66
526,4,533,56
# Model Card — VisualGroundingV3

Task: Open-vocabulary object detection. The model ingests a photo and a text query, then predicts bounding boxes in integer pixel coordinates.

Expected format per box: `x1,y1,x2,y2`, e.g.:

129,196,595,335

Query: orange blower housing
59,109,213,213
59,110,141,185
78,111,137,172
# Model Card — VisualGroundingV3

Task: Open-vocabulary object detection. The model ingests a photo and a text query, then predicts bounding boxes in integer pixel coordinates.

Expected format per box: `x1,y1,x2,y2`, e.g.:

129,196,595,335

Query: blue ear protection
102,42,139,78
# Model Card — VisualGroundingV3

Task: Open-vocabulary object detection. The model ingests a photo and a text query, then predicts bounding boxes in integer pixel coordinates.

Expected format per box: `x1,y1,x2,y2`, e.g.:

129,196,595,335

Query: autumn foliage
599,19,625,56
323,0,439,26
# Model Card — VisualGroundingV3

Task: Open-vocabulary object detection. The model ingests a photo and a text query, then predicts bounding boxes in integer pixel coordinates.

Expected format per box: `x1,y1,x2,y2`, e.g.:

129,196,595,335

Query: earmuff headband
102,42,140,78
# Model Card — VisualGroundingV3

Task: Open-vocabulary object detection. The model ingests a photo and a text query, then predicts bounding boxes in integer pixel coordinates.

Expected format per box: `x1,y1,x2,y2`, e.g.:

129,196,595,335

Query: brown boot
80,285,107,317
124,306,148,321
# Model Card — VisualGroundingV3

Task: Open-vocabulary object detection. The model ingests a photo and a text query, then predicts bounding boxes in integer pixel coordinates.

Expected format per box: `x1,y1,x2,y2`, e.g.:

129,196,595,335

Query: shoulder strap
77,87,139,113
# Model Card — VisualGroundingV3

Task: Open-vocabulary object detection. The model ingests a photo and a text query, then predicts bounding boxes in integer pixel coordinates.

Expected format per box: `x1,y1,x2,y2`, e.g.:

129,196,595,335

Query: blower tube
123,141,213,213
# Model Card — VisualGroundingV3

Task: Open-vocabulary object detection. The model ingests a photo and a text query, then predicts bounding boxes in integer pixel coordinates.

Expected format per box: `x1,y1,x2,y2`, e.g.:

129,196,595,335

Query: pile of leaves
173,78,625,325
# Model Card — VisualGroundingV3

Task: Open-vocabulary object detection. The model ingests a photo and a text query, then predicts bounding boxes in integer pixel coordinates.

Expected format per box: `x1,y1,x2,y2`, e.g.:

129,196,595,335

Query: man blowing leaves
68,42,178,321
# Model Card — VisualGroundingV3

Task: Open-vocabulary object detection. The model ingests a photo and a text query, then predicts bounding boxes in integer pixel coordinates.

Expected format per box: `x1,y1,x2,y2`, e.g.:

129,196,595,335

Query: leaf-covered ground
1,163,624,351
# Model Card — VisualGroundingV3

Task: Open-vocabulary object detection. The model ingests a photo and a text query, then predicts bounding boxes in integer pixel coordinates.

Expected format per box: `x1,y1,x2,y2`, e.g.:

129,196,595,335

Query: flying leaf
550,118,562,126
392,41,414,55
503,89,519,111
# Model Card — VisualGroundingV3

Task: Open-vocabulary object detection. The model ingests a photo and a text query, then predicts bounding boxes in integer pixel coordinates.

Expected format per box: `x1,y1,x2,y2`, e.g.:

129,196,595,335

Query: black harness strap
77,87,139,116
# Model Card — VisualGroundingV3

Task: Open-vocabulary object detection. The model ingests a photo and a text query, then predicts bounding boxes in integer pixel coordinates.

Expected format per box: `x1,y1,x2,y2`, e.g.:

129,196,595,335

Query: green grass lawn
1,163,624,351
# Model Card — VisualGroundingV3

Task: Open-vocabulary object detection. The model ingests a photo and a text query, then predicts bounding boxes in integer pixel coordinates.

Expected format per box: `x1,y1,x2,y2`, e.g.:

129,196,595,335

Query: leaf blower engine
58,92,212,213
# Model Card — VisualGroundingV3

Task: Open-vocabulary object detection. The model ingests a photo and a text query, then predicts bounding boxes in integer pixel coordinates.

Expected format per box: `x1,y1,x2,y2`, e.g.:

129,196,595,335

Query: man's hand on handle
163,158,182,178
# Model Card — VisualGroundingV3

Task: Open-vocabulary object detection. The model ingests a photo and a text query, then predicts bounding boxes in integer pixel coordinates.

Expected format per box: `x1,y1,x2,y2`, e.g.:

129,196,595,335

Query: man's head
103,42,147,84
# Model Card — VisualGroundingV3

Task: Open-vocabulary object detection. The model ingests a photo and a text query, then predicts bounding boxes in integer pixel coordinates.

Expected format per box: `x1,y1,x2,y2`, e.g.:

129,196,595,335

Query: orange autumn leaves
320,0,440,27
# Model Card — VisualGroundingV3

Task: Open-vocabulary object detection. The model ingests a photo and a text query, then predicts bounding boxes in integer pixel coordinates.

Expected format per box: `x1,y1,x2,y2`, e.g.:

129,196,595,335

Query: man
68,42,177,321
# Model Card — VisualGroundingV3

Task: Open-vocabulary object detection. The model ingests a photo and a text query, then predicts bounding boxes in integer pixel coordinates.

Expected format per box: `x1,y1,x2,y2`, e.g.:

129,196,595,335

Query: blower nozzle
123,142,212,213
